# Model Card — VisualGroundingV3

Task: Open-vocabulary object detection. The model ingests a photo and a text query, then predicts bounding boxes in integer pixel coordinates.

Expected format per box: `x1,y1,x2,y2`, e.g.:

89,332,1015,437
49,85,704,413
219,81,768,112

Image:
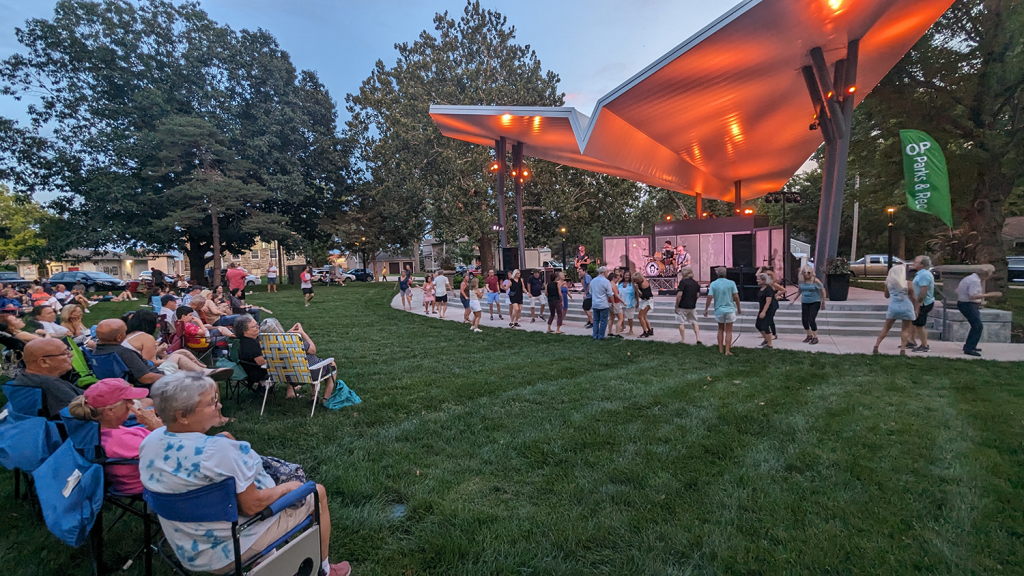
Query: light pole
886,207,895,271
559,227,567,272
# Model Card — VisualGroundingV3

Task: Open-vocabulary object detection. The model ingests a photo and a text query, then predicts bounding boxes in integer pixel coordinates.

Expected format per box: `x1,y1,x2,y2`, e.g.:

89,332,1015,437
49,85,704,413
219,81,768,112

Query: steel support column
695,193,703,219
494,137,508,249
733,181,742,213
512,142,526,268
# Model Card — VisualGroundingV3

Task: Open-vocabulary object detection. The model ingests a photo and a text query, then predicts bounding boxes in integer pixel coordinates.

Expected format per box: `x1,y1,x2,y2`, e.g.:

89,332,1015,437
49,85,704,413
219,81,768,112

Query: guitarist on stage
575,245,591,278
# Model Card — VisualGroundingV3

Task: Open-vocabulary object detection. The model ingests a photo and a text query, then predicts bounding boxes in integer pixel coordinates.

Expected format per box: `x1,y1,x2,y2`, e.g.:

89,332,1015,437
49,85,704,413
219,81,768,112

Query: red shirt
225,268,247,291
486,276,500,293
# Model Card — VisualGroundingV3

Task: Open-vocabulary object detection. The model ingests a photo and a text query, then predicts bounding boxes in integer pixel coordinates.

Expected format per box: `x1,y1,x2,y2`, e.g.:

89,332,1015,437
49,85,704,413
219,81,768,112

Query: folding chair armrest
308,358,335,371
252,481,317,523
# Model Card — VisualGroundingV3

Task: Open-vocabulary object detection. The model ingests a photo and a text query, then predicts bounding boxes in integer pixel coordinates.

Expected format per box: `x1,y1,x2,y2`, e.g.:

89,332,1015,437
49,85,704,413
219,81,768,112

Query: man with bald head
12,338,82,419
92,318,163,387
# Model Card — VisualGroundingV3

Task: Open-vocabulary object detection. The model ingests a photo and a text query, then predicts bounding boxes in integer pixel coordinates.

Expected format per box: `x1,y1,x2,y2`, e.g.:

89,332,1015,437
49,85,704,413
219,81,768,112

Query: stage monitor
501,247,519,272
732,234,753,268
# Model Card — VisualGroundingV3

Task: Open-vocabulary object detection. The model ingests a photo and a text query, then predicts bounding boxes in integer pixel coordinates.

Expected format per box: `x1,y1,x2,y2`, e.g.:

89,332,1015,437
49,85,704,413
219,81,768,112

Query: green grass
3,284,1024,574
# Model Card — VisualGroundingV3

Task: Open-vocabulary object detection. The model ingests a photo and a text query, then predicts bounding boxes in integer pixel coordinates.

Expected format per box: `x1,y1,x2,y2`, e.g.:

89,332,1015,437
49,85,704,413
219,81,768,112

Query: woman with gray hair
140,371,351,576
260,318,338,403
754,272,779,348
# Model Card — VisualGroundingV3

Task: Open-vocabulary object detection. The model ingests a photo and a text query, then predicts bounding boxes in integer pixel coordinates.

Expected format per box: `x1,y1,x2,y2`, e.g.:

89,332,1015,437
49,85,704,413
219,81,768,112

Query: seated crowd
2,275,350,576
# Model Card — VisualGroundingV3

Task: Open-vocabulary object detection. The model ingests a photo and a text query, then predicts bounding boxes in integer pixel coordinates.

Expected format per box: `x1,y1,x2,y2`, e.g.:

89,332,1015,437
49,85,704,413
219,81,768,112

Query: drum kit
642,251,677,278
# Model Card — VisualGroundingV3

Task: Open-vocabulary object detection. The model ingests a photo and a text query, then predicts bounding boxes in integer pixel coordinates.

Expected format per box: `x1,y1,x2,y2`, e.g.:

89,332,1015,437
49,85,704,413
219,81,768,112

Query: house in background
181,239,306,278
34,250,176,280
1003,216,1024,253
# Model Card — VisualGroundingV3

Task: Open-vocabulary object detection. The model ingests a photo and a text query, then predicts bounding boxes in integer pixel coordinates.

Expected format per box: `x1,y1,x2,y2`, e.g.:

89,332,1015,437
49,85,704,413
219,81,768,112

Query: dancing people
546,271,565,334
422,274,435,314
704,266,741,355
790,265,825,345
675,267,700,344
755,272,779,348
872,264,917,356
618,271,637,336
528,270,546,323
486,269,503,321
433,271,450,319
469,276,483,333
607,272,623,338
589,267,613,340
955,264,1001,357
909,255,935,352
633,273,655,338
507,269,526,328
460,274,472,323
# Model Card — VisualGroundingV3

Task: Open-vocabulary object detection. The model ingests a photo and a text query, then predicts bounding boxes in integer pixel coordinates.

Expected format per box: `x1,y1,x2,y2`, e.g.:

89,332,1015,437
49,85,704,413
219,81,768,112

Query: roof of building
430,0,955,201
1004,216,1024,241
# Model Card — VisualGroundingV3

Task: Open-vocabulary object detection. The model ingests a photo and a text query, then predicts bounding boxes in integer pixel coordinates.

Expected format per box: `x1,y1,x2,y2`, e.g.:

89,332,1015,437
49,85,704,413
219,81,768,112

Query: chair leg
143,502,153,576
260,381,270,416
90,507,105,576
14,469,20,500
310,380,321,418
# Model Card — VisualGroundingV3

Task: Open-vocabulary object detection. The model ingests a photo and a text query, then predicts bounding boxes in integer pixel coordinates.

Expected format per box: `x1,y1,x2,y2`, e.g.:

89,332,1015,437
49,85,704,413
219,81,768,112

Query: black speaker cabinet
501,247,520,272
731,234,754,268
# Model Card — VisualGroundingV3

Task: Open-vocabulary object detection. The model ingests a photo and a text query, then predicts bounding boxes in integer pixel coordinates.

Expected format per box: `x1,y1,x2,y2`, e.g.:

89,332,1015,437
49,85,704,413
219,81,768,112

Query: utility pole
850,201,860,263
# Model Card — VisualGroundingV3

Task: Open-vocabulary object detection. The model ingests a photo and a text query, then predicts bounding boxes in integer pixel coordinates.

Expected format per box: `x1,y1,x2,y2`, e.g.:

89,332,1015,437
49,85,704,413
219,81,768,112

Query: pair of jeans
213,314,240,327
592,307,609,339
801,302,820,331
957,301,983,352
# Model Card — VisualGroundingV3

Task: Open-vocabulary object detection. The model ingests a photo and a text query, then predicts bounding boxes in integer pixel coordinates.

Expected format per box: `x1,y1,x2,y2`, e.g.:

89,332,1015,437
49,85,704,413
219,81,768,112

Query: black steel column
495,137,508,249
825,41,858,262
512,142,526,269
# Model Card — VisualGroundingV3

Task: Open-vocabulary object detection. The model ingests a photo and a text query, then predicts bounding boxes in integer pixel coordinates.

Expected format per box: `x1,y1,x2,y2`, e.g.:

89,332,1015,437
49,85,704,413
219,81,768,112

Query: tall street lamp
559,227,567,271
886,207,896,271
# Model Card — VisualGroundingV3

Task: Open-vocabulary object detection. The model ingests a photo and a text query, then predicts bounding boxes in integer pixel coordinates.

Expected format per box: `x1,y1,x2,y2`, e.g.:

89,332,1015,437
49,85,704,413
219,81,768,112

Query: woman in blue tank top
789,265,826,345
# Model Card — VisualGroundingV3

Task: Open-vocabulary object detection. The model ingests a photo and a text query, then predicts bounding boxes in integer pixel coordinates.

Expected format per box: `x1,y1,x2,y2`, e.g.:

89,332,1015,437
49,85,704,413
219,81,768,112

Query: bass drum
645,261,665,277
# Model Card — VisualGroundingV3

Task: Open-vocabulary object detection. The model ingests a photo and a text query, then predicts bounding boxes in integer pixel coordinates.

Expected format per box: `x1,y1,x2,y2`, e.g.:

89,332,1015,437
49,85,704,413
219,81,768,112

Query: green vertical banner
900,129,952,226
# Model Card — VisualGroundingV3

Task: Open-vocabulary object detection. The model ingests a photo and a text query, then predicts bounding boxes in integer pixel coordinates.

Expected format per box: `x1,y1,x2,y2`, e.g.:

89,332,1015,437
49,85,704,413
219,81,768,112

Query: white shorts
158,357,180,375
639,299,654,311
531,296,546,309
469,300,482,312
612,303,624,315
715,311,737,324
623,307,636,320
675,308,698,327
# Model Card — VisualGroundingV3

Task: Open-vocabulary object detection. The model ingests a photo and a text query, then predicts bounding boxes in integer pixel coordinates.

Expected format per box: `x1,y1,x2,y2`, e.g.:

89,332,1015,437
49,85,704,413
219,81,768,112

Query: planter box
827,273,850,301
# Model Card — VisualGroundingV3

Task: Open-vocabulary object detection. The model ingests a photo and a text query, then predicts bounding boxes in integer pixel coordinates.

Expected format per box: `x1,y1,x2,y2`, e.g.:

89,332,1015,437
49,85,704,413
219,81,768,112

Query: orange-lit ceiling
429,0,955,202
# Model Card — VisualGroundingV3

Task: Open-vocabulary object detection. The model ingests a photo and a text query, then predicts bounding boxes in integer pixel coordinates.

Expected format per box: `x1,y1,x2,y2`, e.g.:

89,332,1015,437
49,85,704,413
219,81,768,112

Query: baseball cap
160,294,177,305
84,378,149,408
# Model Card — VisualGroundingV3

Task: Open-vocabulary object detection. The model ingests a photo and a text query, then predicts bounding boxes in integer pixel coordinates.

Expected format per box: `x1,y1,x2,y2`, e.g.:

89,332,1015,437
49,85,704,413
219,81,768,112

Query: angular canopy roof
430,0,955,202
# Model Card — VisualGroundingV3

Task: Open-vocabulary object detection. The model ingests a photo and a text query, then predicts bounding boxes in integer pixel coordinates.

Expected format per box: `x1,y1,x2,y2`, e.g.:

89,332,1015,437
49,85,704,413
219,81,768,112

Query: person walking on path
422,274,435,314
433,271,450,319
909,256,936,352
589,267,613,340
469,276,484,333
546,271,566,334
755,272,779,348
507,269,526,328
618,271,637,336
266,264,278,293
790,265,825,345
581,267,594,329
608,272,623,338
396,268,414,311
873,264,918,356
528,270,546,323
956,265,1001,357
460,274,472,323
560,276,572,318
300,266,315,307
486,269,503,321
633,273,655,338
675,267,701,344
704,266,741,355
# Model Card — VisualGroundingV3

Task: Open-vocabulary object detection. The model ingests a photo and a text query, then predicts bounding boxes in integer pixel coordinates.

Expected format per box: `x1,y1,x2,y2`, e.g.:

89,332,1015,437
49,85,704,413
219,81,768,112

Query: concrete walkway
391,289,1023,362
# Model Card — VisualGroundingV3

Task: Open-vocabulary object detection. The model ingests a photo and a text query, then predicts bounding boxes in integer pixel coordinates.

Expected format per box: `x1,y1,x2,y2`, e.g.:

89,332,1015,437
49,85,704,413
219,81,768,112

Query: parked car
344,268,374,282
849,255,907,277
48,271,126,292
1009,256,1024,282
542,260,565,270
0,271,31,288
312,268,355,284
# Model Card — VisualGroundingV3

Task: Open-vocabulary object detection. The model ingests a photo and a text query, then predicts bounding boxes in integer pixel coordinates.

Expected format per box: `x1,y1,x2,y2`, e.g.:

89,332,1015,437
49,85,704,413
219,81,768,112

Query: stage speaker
501,248,520,272
658,289,679,296
726,266,759,302
732,234,754,268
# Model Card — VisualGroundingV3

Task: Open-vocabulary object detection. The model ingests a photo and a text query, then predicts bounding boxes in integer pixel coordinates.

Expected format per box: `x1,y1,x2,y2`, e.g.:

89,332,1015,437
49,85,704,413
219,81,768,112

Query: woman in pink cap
67,378,164,495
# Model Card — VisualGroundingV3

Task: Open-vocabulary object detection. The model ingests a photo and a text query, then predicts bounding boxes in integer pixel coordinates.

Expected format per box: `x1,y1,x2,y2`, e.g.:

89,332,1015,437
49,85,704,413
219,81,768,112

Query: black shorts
437,294,448,303
302,287,314,295
583,297,593,312
912,302,934,327
510,294,523,305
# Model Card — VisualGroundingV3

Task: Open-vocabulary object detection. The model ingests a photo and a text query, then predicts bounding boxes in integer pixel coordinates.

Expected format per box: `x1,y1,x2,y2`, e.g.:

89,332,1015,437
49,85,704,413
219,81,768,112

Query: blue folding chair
150,296,162,313
2,382,43,417
58,408,155,576
0,408,62,501
144,478,320,576
32,439,104,548
90,353,131,381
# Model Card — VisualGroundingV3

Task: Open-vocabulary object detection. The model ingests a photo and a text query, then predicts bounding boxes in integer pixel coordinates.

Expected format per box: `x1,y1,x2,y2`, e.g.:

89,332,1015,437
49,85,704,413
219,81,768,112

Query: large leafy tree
0,0,350,278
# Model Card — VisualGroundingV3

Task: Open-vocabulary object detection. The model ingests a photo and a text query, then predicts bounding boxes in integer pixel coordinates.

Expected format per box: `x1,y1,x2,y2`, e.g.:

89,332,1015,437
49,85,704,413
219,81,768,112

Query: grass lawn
2,284,1024,575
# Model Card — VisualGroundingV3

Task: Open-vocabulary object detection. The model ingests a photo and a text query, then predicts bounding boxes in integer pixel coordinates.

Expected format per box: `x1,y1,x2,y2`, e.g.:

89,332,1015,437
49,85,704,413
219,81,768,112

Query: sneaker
204,368,234,382
809,337,819,345
531,318,536,323
514,323,521,328
802,335,812,343
964,350,981,357
499,315,504,320
472,328,483,333
584,322,593,329
913,345,930,353
490,315,494,321
758,340,769,348
509,322,514,327
638,332,649,339
906,341,918,348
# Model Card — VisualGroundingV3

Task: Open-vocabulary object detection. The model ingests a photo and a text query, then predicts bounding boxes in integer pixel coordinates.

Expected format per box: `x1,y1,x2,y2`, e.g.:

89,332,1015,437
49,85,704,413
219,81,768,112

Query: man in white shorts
703,266,741,355
433,271,450,319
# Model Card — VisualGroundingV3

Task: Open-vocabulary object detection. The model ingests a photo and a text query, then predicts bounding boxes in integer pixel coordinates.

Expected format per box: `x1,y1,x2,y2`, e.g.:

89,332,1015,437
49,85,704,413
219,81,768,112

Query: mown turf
1,284,1023,575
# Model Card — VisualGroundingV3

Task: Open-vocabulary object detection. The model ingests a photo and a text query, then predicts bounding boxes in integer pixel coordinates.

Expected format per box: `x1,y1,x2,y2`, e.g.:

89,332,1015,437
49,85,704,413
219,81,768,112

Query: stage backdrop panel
771,228,786,280
699,233,725,283
756,229,771,270
679,234,700,277
603,237,628,272
626,236,650,277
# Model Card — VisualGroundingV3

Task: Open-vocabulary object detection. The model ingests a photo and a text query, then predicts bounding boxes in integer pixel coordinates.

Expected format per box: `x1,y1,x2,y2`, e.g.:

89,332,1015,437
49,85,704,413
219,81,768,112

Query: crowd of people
1,267,351,576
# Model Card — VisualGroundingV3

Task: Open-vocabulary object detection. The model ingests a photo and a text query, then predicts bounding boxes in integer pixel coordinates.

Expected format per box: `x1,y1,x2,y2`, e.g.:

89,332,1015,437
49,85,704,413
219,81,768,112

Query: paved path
391,289,1023,362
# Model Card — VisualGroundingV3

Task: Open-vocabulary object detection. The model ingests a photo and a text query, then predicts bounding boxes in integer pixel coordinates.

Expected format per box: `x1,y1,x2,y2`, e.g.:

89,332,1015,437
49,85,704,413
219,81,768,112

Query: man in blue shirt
703,267,741,355
910,255,936,353
581,269,594,328
588,267,614,340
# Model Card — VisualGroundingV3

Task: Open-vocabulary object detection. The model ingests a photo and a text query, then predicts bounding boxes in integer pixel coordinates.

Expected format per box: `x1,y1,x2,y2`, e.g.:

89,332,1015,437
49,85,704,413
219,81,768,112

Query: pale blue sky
1,0,727,124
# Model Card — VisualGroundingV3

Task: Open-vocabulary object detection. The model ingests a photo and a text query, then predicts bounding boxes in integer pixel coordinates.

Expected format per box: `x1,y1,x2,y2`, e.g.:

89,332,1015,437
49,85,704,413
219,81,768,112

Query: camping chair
2,382,43,417
178,321,228,367
58,408,155,576
0,406,62,502
32,439,104,554
221,339,253,406
65,337,99,389
150,296,162,312
258,333,336,417
89,352,131,381
144,478,321,576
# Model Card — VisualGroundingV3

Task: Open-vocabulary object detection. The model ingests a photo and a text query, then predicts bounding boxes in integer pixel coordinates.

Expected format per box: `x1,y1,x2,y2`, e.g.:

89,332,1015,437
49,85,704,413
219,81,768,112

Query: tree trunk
971,194,1008,298
412,242,421,273
187,242,208,287
211,198,222,289
478,234,493,271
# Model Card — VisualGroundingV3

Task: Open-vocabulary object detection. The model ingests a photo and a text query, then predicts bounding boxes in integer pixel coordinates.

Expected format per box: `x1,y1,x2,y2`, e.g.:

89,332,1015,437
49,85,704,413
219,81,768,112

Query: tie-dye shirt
139,427,275,572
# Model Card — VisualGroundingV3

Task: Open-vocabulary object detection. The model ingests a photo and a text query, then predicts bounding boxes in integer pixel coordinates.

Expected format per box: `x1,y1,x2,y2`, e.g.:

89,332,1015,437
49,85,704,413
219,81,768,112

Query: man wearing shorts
300,266,314,307
582,268,594,328
396,267,414,310
675,267,701,344
704,266,741,355
527,270,545,323
485,269,503,321
266,264,278,293
910,255,936,353
433,271,450,319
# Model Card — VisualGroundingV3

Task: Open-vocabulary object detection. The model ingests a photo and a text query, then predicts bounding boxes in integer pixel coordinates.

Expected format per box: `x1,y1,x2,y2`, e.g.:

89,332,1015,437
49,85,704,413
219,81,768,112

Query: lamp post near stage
886,207,896,271
559,227,567,271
